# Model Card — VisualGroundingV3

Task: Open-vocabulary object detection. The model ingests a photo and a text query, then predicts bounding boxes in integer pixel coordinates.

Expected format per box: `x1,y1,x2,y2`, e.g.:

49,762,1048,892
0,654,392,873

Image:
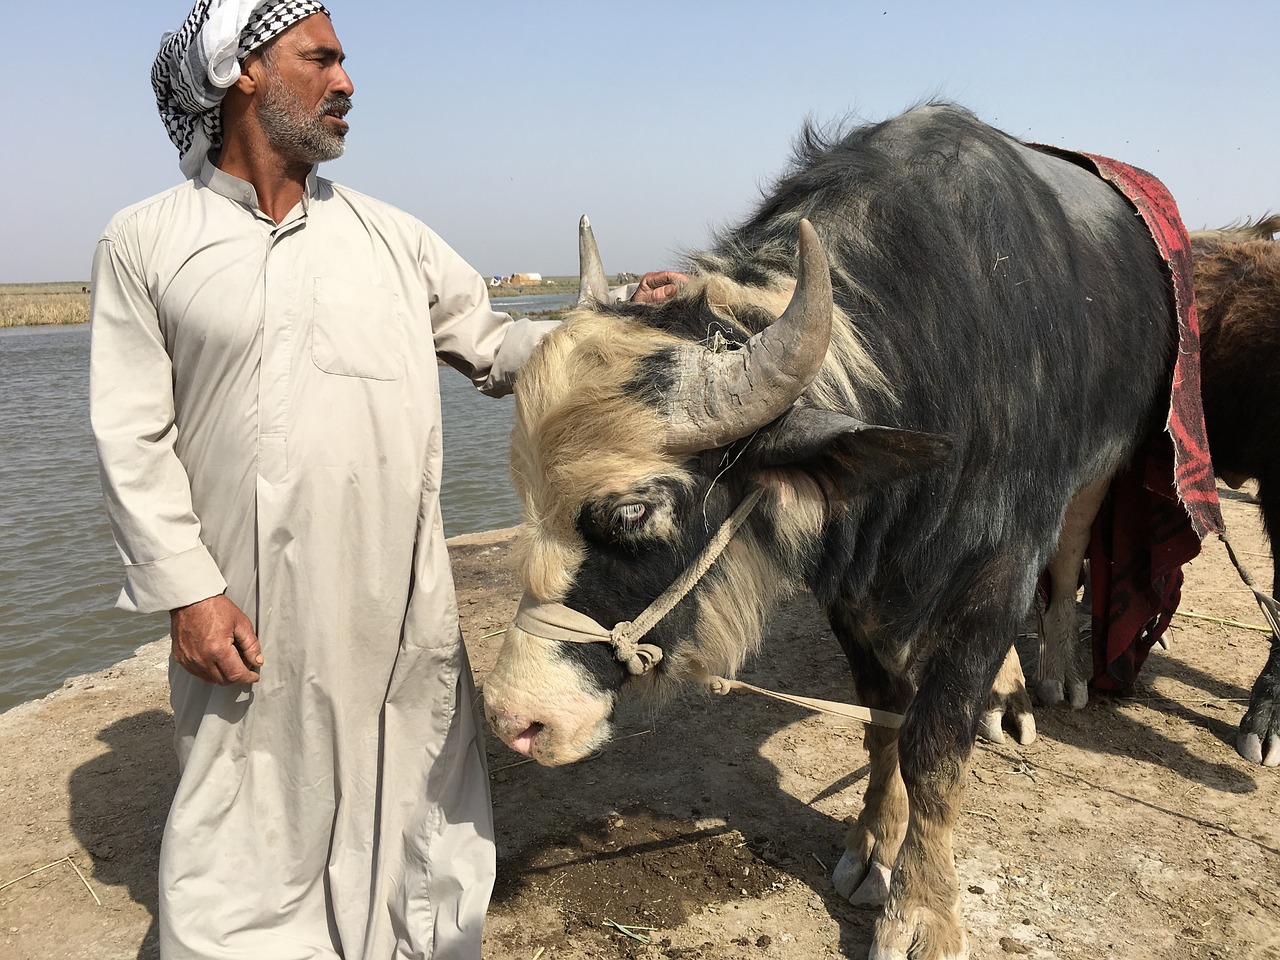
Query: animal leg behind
830,609,913,907
836,723,908,906
1239,639,1280,766
978,645,1036,745
1237,477,1280,765
1037,476,1110,708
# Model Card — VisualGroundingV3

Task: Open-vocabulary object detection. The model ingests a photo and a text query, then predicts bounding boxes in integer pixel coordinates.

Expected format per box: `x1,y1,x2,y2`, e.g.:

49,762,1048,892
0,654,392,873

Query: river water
0,296,570,713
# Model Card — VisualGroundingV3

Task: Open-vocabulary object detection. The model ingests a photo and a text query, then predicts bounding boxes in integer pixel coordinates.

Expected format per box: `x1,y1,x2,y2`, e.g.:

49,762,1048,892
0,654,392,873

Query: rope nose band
512,488,766,675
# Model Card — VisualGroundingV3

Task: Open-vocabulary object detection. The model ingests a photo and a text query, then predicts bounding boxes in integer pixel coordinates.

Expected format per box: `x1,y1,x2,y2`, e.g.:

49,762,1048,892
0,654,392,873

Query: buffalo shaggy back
484,103,1176,960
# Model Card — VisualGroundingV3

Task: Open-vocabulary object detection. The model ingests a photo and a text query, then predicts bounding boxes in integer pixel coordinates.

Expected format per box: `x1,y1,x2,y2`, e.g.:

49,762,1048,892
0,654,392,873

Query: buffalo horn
577,215,612,306
665,219,833,452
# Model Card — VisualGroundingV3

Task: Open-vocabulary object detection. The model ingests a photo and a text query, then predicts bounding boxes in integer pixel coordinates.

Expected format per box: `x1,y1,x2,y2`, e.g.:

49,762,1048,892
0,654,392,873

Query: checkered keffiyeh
151,0,329,178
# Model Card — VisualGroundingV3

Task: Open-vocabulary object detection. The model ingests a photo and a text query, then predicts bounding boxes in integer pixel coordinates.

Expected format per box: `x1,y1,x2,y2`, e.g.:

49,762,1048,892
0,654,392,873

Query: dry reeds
0,283,90,327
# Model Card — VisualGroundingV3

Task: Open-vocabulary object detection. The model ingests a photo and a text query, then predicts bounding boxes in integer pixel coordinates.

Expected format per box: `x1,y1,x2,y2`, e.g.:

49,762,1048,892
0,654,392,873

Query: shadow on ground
67,709,174,960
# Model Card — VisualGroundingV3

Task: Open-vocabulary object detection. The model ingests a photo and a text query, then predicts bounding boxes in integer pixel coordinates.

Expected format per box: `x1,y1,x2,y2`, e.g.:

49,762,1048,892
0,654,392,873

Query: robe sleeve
89,234,227,614
419,228,558,396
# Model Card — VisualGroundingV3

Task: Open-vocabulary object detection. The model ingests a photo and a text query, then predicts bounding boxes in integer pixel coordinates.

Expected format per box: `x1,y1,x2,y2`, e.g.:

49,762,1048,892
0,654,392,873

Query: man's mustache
320,95,353,119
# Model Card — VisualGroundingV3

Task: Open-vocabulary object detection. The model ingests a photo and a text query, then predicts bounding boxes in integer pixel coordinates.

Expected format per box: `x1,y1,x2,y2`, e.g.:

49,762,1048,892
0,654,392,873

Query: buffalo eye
614,502,647,528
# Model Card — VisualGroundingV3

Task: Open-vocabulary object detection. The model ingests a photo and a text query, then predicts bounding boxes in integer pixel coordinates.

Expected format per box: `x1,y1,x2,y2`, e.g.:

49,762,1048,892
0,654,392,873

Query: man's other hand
630,271,689,304
170,595,264,685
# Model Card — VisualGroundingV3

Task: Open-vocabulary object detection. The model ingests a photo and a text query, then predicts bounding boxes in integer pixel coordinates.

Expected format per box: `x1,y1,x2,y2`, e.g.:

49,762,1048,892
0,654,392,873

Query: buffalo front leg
835,723,908,906
830,608,914,907
872,710,972,959
1237,477,1280,765
872,592,1020,960
872,771,969,960
1238,637,1280,765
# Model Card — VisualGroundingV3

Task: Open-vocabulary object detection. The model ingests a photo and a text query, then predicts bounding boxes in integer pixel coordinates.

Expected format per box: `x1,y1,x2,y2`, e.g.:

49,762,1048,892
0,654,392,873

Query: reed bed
0,273,602,327
0,284,90,327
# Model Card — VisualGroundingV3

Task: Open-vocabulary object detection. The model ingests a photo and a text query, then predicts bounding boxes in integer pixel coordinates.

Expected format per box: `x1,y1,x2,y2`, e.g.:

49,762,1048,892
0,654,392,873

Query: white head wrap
151,0,330,178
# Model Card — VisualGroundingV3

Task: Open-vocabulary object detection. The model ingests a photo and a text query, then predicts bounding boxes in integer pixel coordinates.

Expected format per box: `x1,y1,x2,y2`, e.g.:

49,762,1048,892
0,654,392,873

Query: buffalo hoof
833,850,892,906
1034,678,1065,707
832,849,861,899
980,649,1036,744
852,861,892,906
977,706,1036,746
1237,645,1280,766
1066,679,1089,710
1033,676,1087,711
1236,729,1280,766
870,903,969,960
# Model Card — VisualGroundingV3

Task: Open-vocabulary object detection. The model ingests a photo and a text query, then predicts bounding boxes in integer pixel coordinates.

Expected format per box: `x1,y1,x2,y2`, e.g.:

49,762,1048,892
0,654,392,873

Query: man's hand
630,271,689,304
170,595,264,685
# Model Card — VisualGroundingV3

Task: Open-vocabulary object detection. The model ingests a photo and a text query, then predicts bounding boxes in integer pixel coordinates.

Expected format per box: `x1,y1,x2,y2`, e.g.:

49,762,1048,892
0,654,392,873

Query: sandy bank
3,516,1279,960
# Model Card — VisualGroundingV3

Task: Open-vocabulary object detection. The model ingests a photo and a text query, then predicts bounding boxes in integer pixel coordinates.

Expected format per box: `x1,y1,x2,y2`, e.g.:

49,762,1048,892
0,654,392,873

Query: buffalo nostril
508,721,544,756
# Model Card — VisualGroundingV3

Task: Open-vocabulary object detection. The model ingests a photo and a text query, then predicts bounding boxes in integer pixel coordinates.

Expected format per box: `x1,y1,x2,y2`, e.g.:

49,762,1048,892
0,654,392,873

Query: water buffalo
1191,215,1280,765
1006,216,1280,766
483,103,1176,959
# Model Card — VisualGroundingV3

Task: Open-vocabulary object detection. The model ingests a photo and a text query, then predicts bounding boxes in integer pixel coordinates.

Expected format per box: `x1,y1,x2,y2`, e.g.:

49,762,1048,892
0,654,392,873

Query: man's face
253,14,354,165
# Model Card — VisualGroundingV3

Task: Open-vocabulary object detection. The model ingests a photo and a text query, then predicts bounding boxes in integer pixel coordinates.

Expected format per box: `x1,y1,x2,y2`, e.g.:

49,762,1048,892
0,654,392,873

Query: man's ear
747,406,952,496
233,53,266,95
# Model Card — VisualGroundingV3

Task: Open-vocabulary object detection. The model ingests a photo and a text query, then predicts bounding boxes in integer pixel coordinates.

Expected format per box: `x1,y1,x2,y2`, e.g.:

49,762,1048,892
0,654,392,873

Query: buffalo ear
748,407,952,495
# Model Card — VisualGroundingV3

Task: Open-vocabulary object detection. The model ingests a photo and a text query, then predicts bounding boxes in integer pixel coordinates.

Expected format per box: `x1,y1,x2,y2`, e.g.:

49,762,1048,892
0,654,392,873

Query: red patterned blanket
1035,148,1224,694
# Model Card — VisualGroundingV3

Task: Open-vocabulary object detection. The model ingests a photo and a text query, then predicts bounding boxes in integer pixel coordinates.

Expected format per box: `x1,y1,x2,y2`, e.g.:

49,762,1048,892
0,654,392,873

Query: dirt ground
2,489,1277,960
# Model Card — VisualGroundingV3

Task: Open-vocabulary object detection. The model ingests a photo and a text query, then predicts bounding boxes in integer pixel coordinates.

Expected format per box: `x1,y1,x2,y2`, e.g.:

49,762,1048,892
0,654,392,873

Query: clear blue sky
4,1,1277,282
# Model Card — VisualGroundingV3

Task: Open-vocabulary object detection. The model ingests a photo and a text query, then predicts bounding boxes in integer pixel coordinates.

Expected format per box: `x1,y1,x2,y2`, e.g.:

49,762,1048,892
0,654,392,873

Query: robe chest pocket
312,278,405,380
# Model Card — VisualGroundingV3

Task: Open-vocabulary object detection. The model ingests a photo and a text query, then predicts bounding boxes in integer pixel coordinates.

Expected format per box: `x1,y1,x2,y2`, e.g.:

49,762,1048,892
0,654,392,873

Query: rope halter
512,488,766,676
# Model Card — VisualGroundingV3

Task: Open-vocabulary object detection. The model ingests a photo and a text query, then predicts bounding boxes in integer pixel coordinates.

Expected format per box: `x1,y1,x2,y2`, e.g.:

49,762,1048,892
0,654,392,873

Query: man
90,3,677,957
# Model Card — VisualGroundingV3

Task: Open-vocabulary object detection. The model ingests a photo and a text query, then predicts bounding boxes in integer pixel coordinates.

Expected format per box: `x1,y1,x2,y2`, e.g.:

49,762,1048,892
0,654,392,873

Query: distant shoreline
0,282,91,328
0,278,595,329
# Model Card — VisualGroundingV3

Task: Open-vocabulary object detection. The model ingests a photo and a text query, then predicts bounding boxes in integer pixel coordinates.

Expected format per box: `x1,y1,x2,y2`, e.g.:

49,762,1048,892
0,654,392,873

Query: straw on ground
0,857,101,906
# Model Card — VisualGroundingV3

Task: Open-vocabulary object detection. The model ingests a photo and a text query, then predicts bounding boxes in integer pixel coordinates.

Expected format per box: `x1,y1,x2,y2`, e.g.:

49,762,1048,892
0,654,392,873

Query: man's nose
333,65,354,97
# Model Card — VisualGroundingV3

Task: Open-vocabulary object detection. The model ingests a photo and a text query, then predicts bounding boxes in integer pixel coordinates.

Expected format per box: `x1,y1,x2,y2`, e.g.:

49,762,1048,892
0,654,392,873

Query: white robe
89,158,554,959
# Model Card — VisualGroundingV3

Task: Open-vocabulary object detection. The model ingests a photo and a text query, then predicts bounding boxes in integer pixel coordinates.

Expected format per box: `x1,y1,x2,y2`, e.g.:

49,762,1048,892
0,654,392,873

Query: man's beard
257,80,351,165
